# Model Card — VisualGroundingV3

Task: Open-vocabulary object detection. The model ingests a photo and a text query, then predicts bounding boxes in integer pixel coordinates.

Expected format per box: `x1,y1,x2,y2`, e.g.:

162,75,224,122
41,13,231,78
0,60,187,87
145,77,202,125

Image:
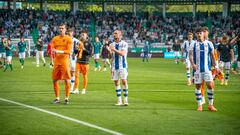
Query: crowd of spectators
0,9,239,46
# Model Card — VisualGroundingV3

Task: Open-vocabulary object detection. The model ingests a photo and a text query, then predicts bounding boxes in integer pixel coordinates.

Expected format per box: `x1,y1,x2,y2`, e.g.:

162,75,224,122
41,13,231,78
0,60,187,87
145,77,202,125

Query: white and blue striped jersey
70,37,80,60
181,40,195,59
111,40,128,70
189,40,214,73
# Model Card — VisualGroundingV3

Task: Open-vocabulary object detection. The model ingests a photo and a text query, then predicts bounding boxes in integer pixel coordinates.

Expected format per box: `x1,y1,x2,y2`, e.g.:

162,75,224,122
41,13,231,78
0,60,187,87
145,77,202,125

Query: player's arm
181,42,185,62
88,43,93,56
189,50,196,70
100,43,103,57
54,38,72,54
210,51,216,68
230,48,234,62
229,34,239,45
109,43,127,56
64,38,73,54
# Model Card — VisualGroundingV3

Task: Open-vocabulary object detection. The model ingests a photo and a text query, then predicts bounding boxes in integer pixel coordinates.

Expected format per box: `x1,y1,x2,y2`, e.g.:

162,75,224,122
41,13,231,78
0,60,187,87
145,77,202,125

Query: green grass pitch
0,57,240,135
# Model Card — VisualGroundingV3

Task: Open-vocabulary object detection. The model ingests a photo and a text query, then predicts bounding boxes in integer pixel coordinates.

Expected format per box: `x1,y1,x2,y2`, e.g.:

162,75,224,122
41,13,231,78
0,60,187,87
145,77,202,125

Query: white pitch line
0,98,123,135
130,90,240,92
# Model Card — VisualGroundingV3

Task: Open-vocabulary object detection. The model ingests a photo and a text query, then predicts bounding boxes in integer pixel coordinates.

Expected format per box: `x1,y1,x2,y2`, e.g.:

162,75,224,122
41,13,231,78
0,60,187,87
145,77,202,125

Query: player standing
101,37,111,71
230,33,240,74
72,31,92,94
108,30,129,106
189,28,217,112
66,28,80,92
17,37,27,69
142,37,150,62
181,32,195,86
35,36,46,67
172,39,181,64
218,35,234,85
51,24,72,104
93,36,102,71
0,37,6,68
4,38,14,72
46,41,54,68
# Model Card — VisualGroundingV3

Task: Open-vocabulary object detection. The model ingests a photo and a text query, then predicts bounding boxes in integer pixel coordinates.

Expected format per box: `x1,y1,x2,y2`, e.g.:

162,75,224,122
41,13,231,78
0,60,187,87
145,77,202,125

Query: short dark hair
59,23,66,28
196,27,204,33
80,30,88,34
67,28,74,33
202,26,209,32
188,32,193,35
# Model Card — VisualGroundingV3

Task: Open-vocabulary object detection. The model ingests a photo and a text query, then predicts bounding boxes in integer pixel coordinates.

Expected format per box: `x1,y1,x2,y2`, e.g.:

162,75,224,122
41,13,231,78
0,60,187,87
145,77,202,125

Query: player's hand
109,44,115,52
192,64,197,70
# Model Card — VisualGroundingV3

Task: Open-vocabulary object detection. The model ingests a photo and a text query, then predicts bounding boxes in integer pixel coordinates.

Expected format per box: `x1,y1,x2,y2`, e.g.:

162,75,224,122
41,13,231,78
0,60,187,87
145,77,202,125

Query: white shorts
174,51,180,57
0,52,6,58
36,51,44,58
102,58,109,63
6,56,12,62
112,68,128,80
94,54,100,59
70,60,76,71
237,61,240,68
194,71,213,84
185,59,191,68
19,52,25,59
219,61,231,69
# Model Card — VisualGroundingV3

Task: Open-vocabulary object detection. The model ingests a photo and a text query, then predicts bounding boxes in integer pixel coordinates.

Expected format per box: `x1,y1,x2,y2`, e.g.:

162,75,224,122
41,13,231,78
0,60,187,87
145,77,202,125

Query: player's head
59,23,66,36
20,37,24,42
67,28,74,37
187,32,193,41
95,36,99,42
104,36,109,43
38,35,42,41
221,35,228,44
80,30,88,41
113,29,122,41
202,26,209,40
7,38,11,44
196,27,204,41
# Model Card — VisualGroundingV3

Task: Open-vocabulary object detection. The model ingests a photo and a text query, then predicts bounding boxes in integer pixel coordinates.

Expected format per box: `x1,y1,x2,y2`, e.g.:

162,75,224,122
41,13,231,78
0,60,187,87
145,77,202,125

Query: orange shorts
52,65,71,80
76,63,89,75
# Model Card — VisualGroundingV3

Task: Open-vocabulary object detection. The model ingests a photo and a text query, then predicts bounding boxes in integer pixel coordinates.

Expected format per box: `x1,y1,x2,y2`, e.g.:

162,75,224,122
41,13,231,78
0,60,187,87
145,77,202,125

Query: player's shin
122,84,128,105
65,80,70,99
115,85,122,104
3,64,8,71
70,74,75,91
207,89,214,105
195,89,202,106
9,64,13,70
83,74,88,89
53,81,60,99
225,69,230,84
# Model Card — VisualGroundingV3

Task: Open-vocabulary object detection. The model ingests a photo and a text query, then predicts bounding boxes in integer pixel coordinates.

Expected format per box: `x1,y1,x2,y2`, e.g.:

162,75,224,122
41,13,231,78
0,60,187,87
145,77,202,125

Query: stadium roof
3,0,240,5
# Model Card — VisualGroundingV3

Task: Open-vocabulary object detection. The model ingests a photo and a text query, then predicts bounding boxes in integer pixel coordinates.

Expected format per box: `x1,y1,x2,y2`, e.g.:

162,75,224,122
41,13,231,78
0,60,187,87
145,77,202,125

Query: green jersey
0,41,5,53
6,44,14,56
93,42,102,54
18,41,27,53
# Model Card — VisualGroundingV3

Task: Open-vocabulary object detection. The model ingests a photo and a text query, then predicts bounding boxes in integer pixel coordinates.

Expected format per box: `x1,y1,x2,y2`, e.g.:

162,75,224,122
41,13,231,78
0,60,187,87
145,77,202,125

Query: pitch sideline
0,97,123,135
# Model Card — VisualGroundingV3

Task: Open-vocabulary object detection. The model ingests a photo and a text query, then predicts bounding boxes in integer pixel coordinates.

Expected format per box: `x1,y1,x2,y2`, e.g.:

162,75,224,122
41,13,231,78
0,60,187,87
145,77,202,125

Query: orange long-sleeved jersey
51,35,72,66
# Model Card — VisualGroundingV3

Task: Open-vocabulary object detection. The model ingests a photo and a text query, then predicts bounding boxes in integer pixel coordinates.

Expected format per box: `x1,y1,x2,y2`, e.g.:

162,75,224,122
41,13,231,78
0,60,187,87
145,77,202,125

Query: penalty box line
0,97,123,135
